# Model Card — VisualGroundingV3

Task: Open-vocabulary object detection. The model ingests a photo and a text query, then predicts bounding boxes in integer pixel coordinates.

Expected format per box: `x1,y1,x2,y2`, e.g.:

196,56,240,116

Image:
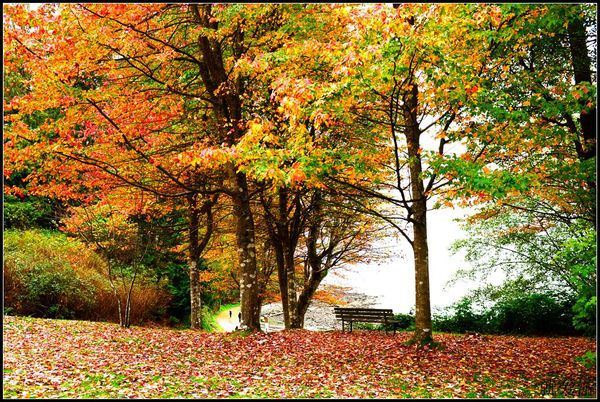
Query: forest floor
3,315,596,399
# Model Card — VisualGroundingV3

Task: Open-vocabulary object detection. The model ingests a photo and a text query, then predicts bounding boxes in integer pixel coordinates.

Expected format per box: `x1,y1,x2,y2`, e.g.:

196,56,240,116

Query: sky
322,205,502,314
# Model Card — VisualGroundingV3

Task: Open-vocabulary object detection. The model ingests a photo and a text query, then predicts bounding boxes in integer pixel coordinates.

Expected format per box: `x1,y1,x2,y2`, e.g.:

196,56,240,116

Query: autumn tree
272,4,506,344
437,4,596,220
438,4,597,335
3,3,226,329
63,199,159,328
4,3,345,331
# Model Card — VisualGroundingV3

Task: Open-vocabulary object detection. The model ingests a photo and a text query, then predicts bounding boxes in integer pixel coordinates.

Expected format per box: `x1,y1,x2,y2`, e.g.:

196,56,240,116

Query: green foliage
163,262,191,324
433,298,492,334
451,214,596,337
353,322,380,330
380,313,415,331
572,295,596,336
393,313,416,330
576,351,596,369
433,293,577,336
3,229,104,319
431,156,533,202
490,293,575,335
552,226,596,336
3,195,58,229
350,313,415,332
4,229,171,324
201,305,222,332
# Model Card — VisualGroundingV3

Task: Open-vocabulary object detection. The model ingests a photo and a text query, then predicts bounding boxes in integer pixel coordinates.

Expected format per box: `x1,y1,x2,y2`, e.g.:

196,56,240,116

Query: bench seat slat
335,314,393,319
334,306,400,333
334,307,392,313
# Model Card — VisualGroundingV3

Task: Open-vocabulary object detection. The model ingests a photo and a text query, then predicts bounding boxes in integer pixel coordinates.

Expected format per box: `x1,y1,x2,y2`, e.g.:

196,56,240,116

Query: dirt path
215,305,240,332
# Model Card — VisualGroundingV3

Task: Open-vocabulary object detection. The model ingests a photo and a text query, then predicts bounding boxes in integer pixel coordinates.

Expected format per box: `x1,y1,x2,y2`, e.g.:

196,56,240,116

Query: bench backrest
334,307,394,323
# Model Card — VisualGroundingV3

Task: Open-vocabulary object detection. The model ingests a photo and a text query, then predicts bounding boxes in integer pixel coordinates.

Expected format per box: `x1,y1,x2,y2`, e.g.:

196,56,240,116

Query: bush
573,295,596,336
552,226,596,336
576,351,596,369
433,293,577,336
490,293,575,335
433,298,491,334
4,229,170,324
3,195,57,229
4,229,104,319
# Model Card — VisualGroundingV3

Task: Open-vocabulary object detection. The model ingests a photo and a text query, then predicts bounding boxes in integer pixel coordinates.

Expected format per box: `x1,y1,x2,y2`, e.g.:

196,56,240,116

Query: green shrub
4,229,104,319
490,293,575,335
576,351,596,369
3,195,57,229
379,313,415,331
353,322,379,330
573,295,596,336
4,229,170,324
552,226,596,336
201,305,219,331
433,297,491,334
433,293,577,336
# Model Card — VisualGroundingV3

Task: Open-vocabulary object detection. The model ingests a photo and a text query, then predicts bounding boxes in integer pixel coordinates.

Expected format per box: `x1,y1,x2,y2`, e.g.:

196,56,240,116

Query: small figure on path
263,316,270,333
238,312,242,323
229,310,232,319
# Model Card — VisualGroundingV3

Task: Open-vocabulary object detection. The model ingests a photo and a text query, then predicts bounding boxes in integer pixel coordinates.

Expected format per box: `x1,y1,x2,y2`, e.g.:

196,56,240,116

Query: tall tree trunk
290,190,325,329
284,248,299,327
410,200,432,344
567,9,596,230
291,271,327,328
278,187,304,329
233,171,261,330
405,82,433,345
266,187,302,329
567,10,596,160
190,4,262,330
275,244,290,327
188,197,202,330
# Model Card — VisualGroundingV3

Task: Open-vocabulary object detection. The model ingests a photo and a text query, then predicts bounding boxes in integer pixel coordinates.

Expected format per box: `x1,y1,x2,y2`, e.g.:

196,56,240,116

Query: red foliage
3,316,596,398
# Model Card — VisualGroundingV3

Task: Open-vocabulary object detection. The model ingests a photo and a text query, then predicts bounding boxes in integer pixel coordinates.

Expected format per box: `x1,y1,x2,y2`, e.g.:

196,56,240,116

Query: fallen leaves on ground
3,315,596,398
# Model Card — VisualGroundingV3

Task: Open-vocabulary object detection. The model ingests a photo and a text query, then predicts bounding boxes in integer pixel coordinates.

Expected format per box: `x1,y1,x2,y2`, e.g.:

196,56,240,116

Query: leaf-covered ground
3,315,596,398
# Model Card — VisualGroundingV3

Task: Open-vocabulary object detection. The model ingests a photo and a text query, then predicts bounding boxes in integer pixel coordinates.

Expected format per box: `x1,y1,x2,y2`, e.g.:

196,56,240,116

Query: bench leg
350,321,353,332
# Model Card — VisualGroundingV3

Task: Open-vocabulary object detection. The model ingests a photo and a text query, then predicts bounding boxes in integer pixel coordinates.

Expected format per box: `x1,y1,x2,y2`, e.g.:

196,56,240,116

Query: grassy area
3,315,596,399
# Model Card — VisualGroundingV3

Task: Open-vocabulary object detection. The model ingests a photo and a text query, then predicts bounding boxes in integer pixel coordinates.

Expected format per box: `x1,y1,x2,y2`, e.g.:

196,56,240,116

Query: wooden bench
334,307,400,333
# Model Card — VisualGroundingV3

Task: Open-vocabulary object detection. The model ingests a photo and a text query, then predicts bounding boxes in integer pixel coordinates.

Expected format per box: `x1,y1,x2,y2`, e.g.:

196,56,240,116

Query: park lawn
3,315,596,399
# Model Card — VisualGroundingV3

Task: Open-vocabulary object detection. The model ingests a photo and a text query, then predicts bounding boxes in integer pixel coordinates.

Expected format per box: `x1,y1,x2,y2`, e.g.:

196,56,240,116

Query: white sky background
322,206,494,314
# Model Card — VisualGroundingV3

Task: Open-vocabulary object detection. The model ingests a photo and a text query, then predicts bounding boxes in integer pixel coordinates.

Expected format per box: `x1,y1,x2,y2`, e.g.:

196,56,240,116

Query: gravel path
215,305,241,332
